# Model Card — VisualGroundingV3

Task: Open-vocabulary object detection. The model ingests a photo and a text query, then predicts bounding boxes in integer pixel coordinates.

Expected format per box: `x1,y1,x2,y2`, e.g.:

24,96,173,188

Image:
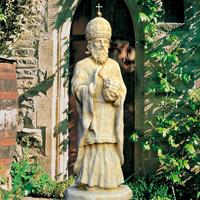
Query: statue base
64,185,132,200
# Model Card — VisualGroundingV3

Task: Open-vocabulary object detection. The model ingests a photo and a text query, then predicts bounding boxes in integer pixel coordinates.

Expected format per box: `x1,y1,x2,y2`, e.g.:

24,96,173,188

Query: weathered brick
0,91,18,100
0,100,17,109
17,79,38,89
0,80,17,91
0,138,16,146
13,48,36,57
17,68,38,79
0,109,17,132
16,57,37,66
19,30,35,40
0,130,16,139
39,40,53,71
17,63,37,68
13,40,36,48
0,147,15,158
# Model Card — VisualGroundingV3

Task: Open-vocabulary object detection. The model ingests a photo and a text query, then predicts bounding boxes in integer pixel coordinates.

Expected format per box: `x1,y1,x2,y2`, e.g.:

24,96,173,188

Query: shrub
127,175,173,200
8,159,75,199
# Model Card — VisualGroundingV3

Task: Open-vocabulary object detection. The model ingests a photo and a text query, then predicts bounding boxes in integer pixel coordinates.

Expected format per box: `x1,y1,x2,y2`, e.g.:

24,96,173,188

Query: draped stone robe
71,57,126,188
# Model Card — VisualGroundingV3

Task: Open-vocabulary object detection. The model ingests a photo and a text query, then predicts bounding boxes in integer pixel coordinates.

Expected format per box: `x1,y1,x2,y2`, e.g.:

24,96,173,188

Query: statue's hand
103,88,117,102
104,78,120,92
103,78,121,103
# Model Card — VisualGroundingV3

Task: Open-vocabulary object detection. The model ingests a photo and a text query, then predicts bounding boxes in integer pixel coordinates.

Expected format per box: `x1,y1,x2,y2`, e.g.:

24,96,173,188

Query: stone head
85,16,112,64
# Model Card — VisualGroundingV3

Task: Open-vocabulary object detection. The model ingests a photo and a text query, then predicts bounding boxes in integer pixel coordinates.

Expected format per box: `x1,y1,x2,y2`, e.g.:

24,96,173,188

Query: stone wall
10,0,60,176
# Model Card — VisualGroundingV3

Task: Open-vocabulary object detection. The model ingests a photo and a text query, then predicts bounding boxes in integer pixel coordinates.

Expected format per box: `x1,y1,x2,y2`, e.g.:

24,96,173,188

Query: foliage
136,0,163,49
131,0,200,199
127,175,173,200
0,160,75,199
0,0,41,54
0,176,12,200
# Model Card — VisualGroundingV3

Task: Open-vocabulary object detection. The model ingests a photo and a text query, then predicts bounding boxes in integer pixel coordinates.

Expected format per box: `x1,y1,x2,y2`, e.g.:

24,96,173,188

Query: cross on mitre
96,3,102,17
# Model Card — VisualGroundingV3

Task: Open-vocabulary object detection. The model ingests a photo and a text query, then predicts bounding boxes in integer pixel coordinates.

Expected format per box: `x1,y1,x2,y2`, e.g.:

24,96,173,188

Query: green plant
127,175,173,200
142,33,199,189
10,160,52,198
136,0,163,49
53,176,75,198
0,0,41,54
0,175,15,200
10,159,75,199
130,0,200,199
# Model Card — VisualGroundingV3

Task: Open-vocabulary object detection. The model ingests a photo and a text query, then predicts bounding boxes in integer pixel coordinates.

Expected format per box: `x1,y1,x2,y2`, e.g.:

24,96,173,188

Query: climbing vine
136,0,163,48
131,0,200,198
0,0,42,54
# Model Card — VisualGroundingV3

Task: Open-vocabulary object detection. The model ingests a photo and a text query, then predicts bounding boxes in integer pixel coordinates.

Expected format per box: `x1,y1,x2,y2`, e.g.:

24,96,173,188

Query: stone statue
65,7,132,200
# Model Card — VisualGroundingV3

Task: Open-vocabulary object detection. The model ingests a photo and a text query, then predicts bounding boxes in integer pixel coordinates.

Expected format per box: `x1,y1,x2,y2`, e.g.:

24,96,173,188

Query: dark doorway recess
162,0,184,23
69,0,135,179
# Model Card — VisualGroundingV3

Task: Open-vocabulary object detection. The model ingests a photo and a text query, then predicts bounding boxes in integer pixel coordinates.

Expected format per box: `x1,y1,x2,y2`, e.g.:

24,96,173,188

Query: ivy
0,0,42,54
136,0,163,48
130,0,200,198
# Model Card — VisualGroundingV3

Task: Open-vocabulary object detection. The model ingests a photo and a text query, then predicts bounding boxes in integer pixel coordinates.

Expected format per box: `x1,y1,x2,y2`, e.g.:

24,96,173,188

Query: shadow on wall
55,0,75,30
17,1,76,161
19,75,54,103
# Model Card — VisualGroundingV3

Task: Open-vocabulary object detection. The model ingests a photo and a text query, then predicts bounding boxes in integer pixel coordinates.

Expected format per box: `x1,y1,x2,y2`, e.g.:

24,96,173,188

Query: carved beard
90,47,108,65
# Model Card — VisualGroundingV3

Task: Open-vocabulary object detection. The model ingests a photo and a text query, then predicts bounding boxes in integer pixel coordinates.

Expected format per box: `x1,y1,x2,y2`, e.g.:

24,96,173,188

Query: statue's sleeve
114,62,127,165
71,62,94,133
72,64,89,102
115,63,127,104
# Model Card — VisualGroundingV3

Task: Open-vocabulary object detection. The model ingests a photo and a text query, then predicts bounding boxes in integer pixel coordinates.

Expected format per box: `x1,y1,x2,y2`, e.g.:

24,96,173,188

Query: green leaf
150,52,159,58
160,79,170,92
168,135,178,147
166,35,179,42
168,54,179,64
170,173,181,183
182,73,191,84
143,141,151,150
0,13,6,22
156,71,163,78
183,160,190,170
138,12,150,22
130,133,139,142
197,192,200,199
157,148,163,156
24,183,32,196
184,144,196,155
185,125,190,131
163,54,179,65
163,55,168,63
162,128,169,137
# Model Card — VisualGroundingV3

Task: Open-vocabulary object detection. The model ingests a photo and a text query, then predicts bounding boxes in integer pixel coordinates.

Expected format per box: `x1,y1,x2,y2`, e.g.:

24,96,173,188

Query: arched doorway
68,0,142,179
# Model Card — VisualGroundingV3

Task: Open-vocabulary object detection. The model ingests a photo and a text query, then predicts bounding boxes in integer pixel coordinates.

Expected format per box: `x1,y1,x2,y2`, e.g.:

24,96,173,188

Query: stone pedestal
64,185,132,200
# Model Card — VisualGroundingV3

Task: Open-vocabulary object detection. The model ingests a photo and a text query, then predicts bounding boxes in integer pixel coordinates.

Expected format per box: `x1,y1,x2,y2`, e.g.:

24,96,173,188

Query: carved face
92,38,110,51
88,38,110,65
